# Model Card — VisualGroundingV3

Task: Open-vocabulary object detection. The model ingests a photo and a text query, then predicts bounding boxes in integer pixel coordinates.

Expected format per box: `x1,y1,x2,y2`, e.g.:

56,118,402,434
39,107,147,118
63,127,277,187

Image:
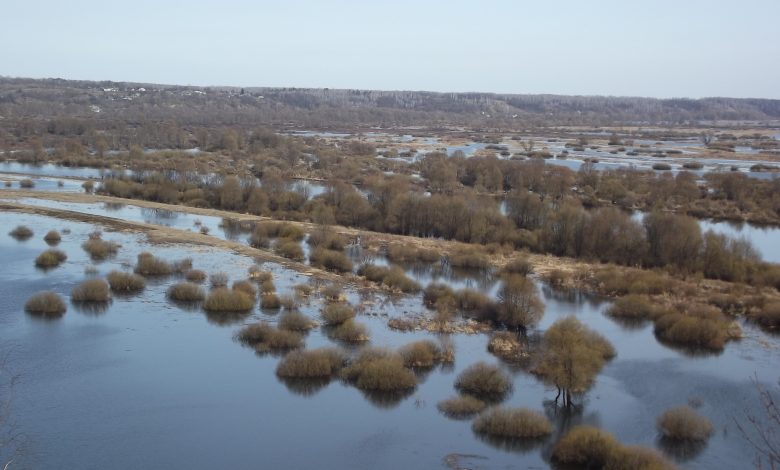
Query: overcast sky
2,0,779,99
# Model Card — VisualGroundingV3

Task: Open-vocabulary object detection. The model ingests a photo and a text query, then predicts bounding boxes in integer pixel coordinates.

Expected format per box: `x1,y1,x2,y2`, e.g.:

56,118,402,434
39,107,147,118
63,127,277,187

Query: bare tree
0,351,22,469
736,376,780,469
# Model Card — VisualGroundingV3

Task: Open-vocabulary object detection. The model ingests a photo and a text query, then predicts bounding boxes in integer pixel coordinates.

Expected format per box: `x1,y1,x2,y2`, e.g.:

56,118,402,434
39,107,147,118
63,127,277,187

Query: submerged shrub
237,322,303,352
260,293,281,310
322,284,343,301
329,319,370,343
551,425,619,468
307,229,346,251
106,271,146,293
751,302,780,331
608,445,676,470
321,303,356,325
25,291,67,317
654,304,736,351
279,310,318,331
82,238,120,260
167,282,205,302
43,230,62,245
275,240,305,261
472,407,553,439
358,264,420,293
657,406,713,441
184,269,207,283
276,347,346,378
232,280,257,299
386,245,440,263
455,362,512,401
450,248,490,269
204,288,254,312
487,331,525,362
309,248,353,273
71,279,110,302
399,340,453,368
19,178,34,188
423,283,456,308
35,249,67,268
9,225,34,240
260,278,276,294
437,395,486,419
134,252,172,276
210,272,229,288
501,257,534,276
457,288,497,320
341,348,416,391
606,294,660,321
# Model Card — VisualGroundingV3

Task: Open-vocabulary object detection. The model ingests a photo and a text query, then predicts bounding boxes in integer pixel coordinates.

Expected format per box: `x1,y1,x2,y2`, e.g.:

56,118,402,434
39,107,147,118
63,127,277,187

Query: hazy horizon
2,0,779,100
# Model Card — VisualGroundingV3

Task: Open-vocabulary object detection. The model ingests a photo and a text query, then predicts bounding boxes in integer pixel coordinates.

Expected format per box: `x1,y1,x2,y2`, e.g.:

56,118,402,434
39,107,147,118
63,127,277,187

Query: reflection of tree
736,376,780,469
1,351,23,469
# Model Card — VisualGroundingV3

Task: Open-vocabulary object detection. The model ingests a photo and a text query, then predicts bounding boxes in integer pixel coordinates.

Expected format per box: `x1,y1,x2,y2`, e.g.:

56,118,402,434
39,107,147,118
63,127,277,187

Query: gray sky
2,0,779,99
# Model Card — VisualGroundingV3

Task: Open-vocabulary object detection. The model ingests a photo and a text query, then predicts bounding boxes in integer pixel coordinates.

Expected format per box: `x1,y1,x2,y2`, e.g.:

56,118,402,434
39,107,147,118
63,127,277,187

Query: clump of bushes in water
25,291,67,317
386,245,440,263
232,280,257,299
423,283,456,308
328,319,370,343
43,230,61,245
134,252,172,276
321,303,356,326
682,161,704,170
263,222,305,241
275,239,305,261
35,249,67,268
276,347,346,378
210,272,229,288
307,228,346,251
260,293,281,310
455,362,512,402
167,282,205,302
71,279,110,302
657,406,713,442
322,284,343,301
593,267,675,296
750,302,780,331
279,294,297,310
82,235,120,261
9,225,33,241
248,266,273,283
472,407,553,439
309,247,353,273
487,331,525,362
653,303,738,351
606,295,661,322
437,395,486,419
279,310,318,331
203,287,254,312
449,248,490,270
552,425,676,469
652,163,672,171
260,278,276,294
19,178,34,188
184,269,207,283
106,271,146,293
340,348,416,391
501,256,534,277
398,340,454,368
237,322,303,352
358,264,420,293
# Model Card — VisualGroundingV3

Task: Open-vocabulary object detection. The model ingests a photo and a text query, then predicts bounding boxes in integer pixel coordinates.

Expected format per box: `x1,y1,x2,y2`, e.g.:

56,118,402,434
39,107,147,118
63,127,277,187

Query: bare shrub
310,248,353,273
455,362,512,401
437,395,486,419
35,249,67,268
71,279,110,302
134,252,171,276
232,280,257,299
657,406,713,441
329,319,370,343
606,294,660,321
203,288,254,312
167,282,205,302
321,303,355,326
237,322,303,352
399,340,452,368
654,304,737,351
210,272,229,288
106,271,146,293
9,225,33,241
275,240,304,261
184,269,207,283
341,348,416,391
260,293,281,310
43,230,61,245
276,347,346,378
82,238,120,261
551,425,619,468
24,291,67,317
279,310,317,331
472,407,553,439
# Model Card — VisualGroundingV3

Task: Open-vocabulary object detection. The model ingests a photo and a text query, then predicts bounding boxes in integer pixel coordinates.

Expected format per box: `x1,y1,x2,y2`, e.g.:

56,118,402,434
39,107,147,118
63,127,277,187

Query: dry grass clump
106,271,146,293
487,332,525,362
399,340,453,368
594,267,675,296
322,284,343,301
43,230,62,245
307,229,346,251
358,264,420,293
82,237,120,261
203,287,254,312
279,294,298,310
423,283,456,308
386,245,440,263
232,280,257,299
449,248,490,269
472,407,553,439
341,348,417,391
457,289,497,320
654,303,738,351
501,257,534,276
167,282,206,302
293,283,314,297
260,278,276,294
275,223,305,241
25,291,67,317
71,279,110,302
387,317,417,331
309,247,353,273
455,362,512,401
606,295,661,321
261,293,281,310
9,225,34,241
551,425,620,468
35,249,67,268
275,240,305,261
750,302,780,331
329,319,370,343
437,395,486,419
552,425,676,469
657,406,713,441
249,227,271,248
276,347,346,378
248,266,273,283
134,252,172,276
184,269,207,283
279,310,318,331
171,258,193,274
19,178,34,188
209,272,229,288
321,303,356,325
237,322,303,352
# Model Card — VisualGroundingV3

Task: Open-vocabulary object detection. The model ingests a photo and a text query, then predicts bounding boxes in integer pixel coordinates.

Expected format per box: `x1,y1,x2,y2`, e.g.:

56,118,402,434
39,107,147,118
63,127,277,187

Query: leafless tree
736,376,780,470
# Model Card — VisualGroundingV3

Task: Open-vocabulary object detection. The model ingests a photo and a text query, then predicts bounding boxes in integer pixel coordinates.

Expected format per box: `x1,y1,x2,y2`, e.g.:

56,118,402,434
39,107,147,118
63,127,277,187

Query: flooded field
1,206,778,469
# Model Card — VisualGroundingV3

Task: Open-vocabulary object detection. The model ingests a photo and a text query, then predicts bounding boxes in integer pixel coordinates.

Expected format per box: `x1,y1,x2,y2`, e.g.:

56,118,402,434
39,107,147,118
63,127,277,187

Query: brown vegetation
35,249,67,268
454,362,512,402
106,271,146,293
71,279,111,302
437,395,486,419
237,322,303,352
24,291,67,317
472,407,553,439
657,406,713,441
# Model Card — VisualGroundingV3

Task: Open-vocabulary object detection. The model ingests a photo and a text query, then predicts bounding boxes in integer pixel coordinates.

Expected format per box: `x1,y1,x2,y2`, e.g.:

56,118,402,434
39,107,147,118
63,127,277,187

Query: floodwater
0,173,85,193
1,209,778,469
